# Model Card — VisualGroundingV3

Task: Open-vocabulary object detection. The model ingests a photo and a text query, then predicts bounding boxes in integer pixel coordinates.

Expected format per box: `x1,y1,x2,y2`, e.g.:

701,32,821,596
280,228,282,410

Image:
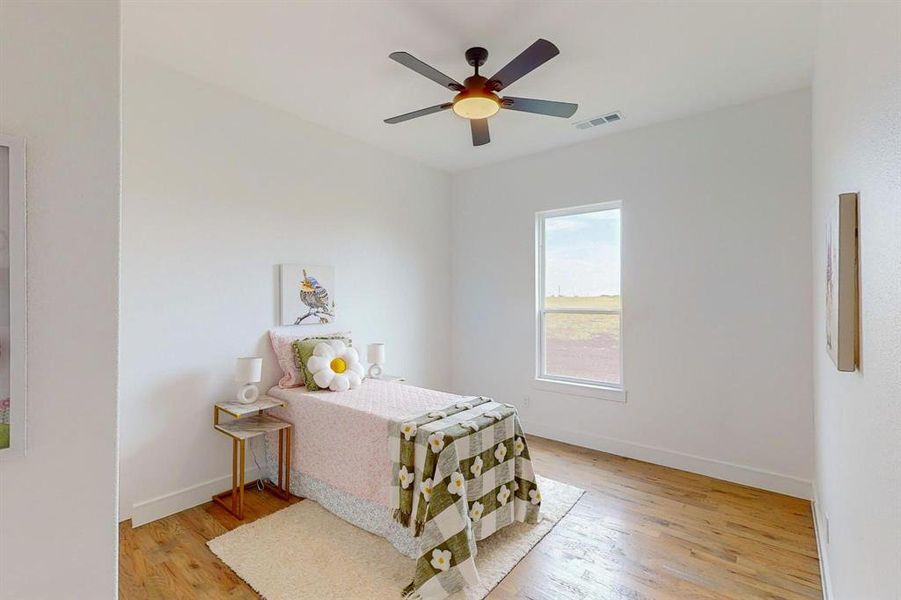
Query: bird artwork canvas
279,264,336,326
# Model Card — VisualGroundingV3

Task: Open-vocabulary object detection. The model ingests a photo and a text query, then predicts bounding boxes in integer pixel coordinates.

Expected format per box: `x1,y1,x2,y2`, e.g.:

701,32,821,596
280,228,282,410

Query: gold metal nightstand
213,396,293,519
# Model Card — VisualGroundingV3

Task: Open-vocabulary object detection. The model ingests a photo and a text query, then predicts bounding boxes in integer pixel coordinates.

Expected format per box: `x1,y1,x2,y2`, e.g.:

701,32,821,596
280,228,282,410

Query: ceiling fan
384,39,578,146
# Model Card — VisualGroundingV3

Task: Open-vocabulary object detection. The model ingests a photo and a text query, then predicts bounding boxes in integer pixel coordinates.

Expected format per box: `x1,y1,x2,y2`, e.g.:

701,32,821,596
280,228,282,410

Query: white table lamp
234,357,263,404
367,343,385,379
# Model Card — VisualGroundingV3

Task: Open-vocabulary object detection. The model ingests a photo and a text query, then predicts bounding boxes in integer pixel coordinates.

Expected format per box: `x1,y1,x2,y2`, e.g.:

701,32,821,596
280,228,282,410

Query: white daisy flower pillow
306,340,365,391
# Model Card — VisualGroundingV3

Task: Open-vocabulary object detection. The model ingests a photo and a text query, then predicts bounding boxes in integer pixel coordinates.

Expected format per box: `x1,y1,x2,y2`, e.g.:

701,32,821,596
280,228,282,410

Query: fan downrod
465,47,489,72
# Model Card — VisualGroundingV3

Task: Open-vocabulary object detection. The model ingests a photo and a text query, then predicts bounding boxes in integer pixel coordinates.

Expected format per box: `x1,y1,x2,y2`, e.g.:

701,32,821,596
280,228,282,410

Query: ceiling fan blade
384,103,452,124
389,52,463,91
471,118,490,146
501,96,578,118
487,39,559,91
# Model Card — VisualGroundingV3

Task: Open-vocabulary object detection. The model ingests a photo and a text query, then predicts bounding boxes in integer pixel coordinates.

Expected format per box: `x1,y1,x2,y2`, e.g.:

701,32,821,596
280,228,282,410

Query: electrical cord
248,437,270,492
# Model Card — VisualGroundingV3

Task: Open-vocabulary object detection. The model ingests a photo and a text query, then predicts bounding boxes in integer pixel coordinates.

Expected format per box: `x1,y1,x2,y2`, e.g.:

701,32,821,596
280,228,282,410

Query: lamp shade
234,357,263,383
367,343,385,364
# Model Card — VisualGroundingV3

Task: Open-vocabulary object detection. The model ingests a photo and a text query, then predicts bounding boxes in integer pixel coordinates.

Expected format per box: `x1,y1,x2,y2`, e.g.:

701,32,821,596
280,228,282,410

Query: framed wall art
825,192,859,372
0,134,27,454
279,264,335,326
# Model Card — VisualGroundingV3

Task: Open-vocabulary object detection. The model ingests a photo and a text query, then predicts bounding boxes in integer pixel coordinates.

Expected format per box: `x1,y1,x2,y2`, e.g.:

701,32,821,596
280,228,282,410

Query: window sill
532,378,627,403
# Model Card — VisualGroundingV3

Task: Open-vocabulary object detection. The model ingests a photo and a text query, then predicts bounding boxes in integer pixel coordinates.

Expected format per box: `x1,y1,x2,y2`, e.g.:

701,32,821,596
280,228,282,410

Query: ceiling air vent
573,111,624,130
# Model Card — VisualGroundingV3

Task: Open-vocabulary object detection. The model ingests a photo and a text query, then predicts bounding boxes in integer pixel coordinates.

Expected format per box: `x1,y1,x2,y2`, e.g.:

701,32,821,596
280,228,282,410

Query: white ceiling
123,1,819,173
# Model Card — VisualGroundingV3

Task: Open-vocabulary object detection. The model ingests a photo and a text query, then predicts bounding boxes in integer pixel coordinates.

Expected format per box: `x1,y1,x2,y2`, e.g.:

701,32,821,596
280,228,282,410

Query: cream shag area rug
208,475,583,599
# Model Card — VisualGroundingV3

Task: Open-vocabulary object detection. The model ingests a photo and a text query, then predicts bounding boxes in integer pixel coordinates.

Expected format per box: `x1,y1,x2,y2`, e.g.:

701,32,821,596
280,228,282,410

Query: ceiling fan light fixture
452,93,500,120
385,40,577,145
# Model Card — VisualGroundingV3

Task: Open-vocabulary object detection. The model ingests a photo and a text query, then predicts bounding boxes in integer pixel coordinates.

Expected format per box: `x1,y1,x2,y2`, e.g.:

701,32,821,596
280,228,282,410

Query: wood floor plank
119,435,821,599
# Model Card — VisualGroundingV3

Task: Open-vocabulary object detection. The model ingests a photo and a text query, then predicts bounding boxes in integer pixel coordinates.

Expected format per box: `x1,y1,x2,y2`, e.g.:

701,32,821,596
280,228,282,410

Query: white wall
811,3,901,598
119,57,452,522
451,90,814,497
0,1,120,598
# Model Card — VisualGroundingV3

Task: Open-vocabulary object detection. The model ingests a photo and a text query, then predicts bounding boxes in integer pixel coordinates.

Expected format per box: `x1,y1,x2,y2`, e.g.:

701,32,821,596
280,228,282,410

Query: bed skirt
263,437,419,559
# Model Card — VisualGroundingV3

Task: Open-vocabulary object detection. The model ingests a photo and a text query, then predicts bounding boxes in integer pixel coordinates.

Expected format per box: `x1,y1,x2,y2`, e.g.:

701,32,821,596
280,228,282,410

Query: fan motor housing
462,75,489,91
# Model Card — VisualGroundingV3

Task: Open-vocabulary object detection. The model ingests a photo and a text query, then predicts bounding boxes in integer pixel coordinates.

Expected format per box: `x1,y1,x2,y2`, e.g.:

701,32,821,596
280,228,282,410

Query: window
536,202,622,393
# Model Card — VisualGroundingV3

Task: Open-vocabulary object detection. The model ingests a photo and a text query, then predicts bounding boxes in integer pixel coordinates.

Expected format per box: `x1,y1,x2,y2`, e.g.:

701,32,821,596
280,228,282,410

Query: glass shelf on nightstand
214,413,290,441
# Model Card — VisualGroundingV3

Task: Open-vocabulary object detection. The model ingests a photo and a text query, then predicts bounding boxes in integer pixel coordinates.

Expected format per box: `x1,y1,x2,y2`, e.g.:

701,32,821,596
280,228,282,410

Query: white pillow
305,340,365,392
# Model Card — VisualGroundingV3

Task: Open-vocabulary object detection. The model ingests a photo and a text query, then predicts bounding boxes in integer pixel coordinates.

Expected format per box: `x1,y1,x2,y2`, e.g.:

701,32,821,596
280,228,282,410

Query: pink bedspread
268,380,462,506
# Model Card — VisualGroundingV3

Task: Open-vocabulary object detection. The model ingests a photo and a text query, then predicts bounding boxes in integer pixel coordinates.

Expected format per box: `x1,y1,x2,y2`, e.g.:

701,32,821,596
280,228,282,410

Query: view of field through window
542,207,621,385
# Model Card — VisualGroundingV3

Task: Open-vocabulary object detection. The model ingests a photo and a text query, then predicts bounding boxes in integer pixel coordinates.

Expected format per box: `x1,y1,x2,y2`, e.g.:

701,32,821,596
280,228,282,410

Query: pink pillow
269,329,352,388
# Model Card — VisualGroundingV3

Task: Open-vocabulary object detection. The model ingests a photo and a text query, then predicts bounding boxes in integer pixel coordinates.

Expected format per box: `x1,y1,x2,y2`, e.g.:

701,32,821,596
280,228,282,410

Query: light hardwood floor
119,436,821,599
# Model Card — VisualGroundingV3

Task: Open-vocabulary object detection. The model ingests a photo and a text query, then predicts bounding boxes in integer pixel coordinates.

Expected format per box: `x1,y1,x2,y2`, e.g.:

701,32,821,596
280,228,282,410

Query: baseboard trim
811,488,832,599
130,467,263,527
128,427,812,525
526,423,813,499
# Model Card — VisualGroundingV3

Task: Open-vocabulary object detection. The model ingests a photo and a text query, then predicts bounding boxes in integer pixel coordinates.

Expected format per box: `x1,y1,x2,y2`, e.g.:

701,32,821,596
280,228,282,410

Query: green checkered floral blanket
388,397,541,599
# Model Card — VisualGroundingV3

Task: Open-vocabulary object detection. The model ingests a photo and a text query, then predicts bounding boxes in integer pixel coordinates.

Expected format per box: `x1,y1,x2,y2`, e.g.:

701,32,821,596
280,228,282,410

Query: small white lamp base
368,363,384,379
236,383,260,404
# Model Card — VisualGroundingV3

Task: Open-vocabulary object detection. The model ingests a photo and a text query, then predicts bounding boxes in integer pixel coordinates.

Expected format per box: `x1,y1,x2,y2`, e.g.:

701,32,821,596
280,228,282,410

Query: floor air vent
574,111,623,130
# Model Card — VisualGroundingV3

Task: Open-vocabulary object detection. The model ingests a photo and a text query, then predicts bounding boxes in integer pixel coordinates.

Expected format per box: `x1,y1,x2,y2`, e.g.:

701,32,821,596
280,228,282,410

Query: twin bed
264,379,467,558
260,378,542,598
